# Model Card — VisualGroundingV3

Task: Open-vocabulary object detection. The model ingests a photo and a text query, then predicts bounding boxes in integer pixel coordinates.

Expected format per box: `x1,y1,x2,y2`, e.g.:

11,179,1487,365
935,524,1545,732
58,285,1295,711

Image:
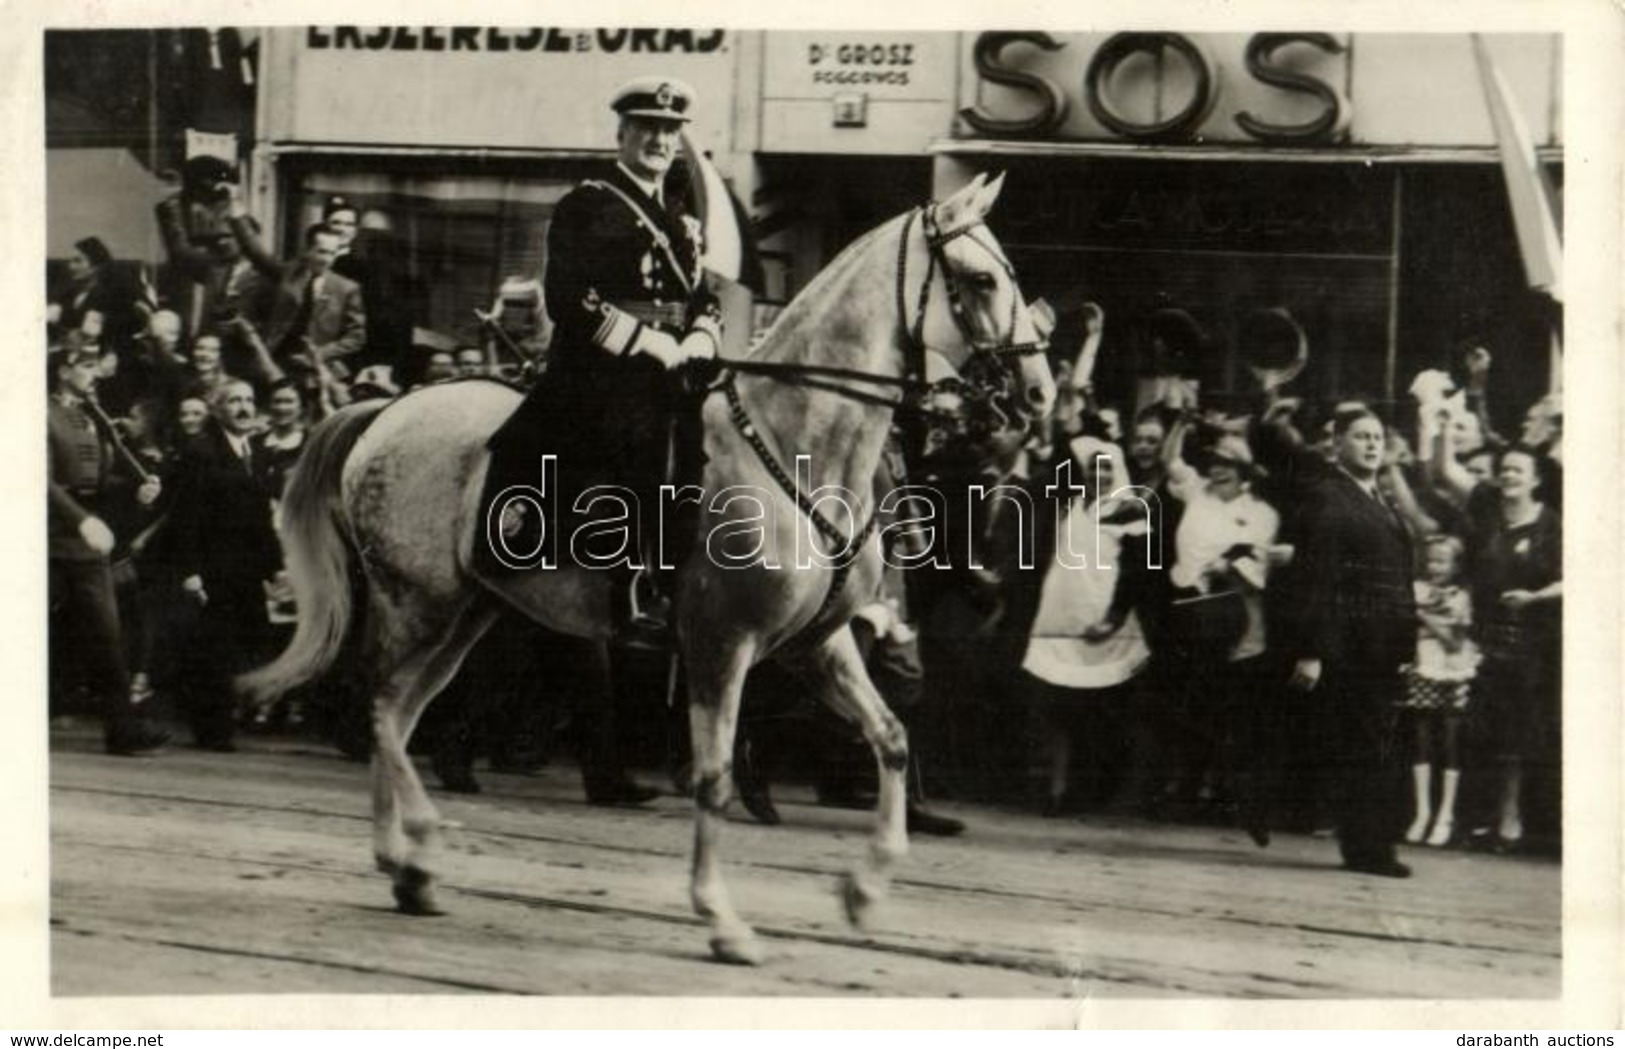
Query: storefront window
992,157,1399,416
285,162,584,347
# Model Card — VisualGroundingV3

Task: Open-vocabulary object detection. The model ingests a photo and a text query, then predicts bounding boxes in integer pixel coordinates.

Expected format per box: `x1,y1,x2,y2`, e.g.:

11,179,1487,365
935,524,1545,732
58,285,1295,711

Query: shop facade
740,30,1561,424
47,27,1561,423
249,26,745,347
928,32,1563,422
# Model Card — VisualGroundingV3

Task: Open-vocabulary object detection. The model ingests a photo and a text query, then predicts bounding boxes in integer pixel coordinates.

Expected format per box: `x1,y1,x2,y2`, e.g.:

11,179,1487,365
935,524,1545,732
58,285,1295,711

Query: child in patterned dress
1400,535,1480,846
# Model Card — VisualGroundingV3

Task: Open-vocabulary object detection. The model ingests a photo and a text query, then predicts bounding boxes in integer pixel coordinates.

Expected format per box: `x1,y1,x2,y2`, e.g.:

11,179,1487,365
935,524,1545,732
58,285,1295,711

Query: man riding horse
480,76,719,643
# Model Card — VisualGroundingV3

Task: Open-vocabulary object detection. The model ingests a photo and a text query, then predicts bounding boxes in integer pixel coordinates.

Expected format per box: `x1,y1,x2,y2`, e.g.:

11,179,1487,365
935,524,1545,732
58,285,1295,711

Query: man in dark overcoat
1290,407,1417,877
165,379,283,750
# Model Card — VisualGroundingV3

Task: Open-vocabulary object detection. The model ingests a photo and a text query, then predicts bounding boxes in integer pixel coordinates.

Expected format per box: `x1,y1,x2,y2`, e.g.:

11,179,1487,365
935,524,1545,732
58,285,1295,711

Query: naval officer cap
611,76,695,122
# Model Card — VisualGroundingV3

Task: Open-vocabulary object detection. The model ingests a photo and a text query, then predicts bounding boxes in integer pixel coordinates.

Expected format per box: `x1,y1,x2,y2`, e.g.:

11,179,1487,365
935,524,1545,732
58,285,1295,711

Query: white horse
241,172,1055,965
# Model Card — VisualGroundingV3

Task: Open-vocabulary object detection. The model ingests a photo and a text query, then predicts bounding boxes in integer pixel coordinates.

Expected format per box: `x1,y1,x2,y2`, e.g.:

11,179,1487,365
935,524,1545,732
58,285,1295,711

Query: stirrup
617,570,672,649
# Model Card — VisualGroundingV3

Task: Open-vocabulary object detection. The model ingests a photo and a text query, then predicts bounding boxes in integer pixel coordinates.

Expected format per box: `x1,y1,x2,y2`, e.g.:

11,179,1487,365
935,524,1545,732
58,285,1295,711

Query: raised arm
228,317,286,387
226,187,284,280
1460,346,1507,450
153,195,214,278
1162,415,1199,498
1380,435,1439,536
1425,406,1478,509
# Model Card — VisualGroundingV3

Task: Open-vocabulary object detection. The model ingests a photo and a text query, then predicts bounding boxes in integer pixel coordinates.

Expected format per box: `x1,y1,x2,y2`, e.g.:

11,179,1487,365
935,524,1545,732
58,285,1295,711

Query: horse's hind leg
805,624,910,930
370,595,500,915
685,634,763,965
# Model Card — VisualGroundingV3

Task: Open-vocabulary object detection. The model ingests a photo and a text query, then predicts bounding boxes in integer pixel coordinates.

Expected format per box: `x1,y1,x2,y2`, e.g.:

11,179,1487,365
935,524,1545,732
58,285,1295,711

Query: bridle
709,201,1050,635
904,203,1050,377
711,201,1049,415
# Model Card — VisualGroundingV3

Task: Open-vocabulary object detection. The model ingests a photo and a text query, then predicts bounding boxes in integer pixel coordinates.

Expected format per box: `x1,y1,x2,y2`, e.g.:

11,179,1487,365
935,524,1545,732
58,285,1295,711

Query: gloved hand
631,328,683,369
182,574,209,607
633,328,717,370
78,515,115,556
679,329,717,361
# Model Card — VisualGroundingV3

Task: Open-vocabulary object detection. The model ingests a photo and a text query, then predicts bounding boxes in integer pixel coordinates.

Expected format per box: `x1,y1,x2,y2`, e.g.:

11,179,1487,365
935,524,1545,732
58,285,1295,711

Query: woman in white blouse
1162,419,1287,846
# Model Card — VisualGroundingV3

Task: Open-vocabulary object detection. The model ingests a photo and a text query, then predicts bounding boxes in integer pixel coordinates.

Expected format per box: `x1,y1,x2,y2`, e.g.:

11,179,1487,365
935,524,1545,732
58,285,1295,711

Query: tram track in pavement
53,778,1558,965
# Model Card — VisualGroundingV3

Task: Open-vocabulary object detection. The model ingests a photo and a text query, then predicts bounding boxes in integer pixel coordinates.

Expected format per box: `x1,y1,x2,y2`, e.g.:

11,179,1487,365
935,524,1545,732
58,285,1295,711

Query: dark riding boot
572,638,659,807
906,753,966,837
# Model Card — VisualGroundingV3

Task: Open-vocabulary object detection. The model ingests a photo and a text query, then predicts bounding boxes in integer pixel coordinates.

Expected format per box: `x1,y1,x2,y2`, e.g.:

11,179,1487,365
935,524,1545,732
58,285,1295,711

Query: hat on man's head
611,76,695,122
350,364,400,400
74,237,112,269
48,330,98,373
322,194,358,220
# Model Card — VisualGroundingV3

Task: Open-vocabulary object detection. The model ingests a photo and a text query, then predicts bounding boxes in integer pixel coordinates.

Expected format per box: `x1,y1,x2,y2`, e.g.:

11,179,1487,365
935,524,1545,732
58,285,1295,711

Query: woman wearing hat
1161,418,1284,844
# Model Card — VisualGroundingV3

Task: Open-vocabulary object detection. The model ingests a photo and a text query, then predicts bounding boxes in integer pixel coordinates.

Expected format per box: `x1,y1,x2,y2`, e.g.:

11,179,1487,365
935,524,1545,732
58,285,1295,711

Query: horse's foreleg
807,625,910,930
686,637,762,965
373,600,499,915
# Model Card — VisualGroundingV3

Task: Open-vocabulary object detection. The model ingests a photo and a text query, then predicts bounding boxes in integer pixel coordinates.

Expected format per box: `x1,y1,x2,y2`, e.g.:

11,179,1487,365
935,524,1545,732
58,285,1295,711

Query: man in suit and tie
166,379,283,750
1290,407,1418,877
260,222,367,383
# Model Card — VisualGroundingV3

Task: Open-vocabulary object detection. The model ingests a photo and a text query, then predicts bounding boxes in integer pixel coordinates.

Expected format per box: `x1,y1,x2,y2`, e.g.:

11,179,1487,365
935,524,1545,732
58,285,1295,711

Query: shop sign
305,27,726,54
758,33,956,152
960,32,1353,145
763,33,956,100
275,28,734,153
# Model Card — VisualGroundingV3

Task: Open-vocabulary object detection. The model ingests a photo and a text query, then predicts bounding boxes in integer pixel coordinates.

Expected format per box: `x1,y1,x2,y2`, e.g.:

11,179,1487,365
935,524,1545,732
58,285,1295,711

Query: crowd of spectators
46,171,1564,865
46,168,519,758
874,329,1564,863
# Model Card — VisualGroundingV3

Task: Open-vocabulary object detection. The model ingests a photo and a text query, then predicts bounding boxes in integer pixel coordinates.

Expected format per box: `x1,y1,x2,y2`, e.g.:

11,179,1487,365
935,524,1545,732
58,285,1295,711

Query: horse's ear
937,172,989,225
973,171,1008,217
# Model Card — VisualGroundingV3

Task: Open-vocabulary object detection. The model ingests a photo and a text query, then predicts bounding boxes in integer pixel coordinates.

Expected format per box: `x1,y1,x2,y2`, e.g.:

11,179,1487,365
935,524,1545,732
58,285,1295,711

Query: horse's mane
745,210,909,359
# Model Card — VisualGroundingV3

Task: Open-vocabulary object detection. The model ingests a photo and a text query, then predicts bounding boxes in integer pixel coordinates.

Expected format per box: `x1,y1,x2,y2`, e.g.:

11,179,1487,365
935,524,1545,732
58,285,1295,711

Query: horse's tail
237,399,390,705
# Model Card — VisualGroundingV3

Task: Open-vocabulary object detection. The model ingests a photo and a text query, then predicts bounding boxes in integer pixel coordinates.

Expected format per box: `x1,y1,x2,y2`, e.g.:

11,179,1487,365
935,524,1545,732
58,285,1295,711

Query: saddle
474,369,707,593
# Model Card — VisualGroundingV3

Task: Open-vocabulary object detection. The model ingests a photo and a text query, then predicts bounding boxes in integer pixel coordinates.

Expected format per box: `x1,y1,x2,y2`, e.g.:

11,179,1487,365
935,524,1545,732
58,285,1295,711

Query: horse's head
914,172,1056,425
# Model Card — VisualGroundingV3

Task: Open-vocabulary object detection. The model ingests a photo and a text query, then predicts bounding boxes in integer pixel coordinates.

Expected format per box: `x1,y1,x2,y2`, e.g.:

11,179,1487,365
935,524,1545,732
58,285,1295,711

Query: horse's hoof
709,932,764,966
392,866,444,916
838,871,881,930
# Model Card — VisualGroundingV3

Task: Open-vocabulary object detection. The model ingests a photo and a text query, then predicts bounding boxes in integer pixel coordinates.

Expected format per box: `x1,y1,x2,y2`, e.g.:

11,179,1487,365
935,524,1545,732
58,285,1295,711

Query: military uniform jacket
497,164,720,473
48,397,112,562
